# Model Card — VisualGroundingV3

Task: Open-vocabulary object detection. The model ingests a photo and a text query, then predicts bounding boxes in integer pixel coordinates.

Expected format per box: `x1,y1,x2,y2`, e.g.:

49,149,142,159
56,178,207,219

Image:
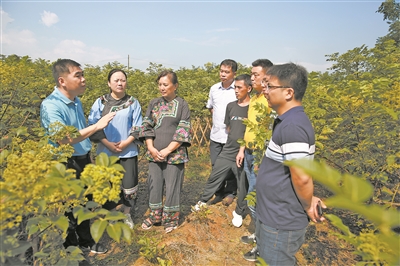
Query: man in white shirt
206,59,238,205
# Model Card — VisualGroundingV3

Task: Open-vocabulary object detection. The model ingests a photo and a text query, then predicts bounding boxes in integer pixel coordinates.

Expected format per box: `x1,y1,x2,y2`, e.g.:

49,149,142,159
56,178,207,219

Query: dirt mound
83,159,358,265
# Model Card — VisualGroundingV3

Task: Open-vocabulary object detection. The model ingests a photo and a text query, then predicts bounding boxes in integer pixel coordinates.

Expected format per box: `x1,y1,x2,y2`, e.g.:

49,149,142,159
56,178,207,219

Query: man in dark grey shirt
194,74,252,214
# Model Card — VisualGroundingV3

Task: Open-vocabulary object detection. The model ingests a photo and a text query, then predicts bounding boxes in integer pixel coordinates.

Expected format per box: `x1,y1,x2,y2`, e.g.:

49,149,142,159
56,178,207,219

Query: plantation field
1,2,399,264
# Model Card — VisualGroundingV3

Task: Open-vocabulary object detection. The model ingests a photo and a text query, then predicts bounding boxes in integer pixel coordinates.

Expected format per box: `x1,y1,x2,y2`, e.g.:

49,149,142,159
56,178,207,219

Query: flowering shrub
0,124,130,265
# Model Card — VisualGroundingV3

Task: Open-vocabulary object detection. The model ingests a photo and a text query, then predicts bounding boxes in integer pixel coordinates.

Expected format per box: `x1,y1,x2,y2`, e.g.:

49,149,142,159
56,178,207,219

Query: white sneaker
123,213,134,229
193,201,207,212
232,210,243,227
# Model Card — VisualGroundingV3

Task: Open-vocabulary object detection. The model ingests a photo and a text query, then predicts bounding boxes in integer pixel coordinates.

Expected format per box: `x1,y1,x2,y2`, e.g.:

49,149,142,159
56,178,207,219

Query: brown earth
82,156,359,266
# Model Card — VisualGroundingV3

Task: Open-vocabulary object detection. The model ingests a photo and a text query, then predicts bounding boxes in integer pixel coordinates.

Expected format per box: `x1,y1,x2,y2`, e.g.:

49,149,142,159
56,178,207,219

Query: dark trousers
234,166,249,216
103,156,139,210
209,140,237,196
200,157,243,202
63,154,94,248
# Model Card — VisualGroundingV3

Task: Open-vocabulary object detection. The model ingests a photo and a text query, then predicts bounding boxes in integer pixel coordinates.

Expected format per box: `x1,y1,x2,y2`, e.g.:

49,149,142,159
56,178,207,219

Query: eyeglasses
261,79,290,91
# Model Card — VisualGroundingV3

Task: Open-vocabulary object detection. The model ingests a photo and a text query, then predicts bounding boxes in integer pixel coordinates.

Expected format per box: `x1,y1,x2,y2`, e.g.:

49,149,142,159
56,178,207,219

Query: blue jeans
244,149,256,218
256,219,306,266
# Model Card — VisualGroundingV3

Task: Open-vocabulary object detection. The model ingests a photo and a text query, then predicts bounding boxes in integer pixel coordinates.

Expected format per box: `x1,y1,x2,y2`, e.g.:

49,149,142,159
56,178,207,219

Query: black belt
71,153,89,160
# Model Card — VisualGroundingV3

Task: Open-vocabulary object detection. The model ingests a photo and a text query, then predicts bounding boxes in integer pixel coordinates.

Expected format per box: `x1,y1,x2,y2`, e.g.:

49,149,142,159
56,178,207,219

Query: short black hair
52,59,81,86
156,70,178,85
252,59,273,74
266,63,308,101
108,69,127,82
235,74,252,88
220,59,238,72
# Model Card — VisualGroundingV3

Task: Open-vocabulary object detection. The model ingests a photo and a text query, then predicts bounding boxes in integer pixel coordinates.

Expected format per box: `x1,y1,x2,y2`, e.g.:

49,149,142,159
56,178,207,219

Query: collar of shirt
277,106,304,123
54,86,75,105
218,80,235,90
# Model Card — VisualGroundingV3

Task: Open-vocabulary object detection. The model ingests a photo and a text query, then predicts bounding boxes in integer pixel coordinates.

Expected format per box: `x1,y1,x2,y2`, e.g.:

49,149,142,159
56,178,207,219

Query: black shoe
80,243,108,254
210,194,224,205
243,246,258,262
241,233,256,244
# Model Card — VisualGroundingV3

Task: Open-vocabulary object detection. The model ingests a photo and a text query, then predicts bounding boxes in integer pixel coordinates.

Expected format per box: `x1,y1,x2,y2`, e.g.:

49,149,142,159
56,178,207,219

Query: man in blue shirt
40,59,115,254
256,63,325,265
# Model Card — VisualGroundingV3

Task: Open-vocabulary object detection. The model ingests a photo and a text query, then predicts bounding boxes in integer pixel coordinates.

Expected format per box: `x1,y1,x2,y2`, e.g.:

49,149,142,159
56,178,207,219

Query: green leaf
108,155,120,165
26,217,40,235
0,149,9,164
76,209,97,225
90,219,108,243
106,223,122,243
54,216,69,232
65,245,83,256
47,163,67,178
85,201,100,209
120,223,132,244
94,208,111,216
325,214,354,237
9,241,31,257
34,251,49,258
95,152,109,166
111,164,125,172
34,199,47,213
15,126,28,136
72,206,84,219
104,211,126,221
341,173,373,202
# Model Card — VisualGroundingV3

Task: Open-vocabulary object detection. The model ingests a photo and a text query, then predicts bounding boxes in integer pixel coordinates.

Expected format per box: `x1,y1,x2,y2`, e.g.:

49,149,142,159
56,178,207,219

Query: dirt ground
82,157,359,266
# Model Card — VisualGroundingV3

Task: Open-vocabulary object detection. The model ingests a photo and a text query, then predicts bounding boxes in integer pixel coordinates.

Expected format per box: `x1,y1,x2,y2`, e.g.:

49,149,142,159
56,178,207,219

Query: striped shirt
256,106,315,230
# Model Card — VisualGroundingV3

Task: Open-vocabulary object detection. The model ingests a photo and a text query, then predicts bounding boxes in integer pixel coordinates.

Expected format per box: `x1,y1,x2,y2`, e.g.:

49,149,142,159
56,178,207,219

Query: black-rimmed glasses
261,79,290,91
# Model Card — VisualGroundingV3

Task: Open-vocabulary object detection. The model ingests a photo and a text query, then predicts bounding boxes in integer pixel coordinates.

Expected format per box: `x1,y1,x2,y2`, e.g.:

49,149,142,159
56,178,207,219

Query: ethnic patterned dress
139,96,191,163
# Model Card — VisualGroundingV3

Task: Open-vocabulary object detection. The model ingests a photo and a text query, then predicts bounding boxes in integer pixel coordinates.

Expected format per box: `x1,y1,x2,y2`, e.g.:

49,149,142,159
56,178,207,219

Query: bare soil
82,156,359,266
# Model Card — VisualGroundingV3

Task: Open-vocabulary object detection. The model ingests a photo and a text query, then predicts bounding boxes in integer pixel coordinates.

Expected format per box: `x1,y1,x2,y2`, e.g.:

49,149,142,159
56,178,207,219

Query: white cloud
53,39,86,55
2,29,36,45
52,39,122,66
1,8,37,47
1,7,14,32
40,11,59,27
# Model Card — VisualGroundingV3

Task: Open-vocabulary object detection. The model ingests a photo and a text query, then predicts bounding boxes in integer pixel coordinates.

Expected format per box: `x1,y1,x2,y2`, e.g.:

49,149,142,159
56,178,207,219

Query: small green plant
190,205,213,225
245,191,256,208
157,257,173,266
137,233,170,264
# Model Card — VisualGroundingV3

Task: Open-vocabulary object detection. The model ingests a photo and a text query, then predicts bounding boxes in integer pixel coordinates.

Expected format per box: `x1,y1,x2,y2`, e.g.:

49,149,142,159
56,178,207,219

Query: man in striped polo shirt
256,63,325,266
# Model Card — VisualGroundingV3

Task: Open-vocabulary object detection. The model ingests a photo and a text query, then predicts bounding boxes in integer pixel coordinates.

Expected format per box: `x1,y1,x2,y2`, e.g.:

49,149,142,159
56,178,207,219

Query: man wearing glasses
256,63,325,265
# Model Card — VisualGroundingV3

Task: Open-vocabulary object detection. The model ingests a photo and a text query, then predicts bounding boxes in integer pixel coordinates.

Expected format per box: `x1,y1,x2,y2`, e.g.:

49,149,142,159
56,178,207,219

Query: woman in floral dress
139,70,191,233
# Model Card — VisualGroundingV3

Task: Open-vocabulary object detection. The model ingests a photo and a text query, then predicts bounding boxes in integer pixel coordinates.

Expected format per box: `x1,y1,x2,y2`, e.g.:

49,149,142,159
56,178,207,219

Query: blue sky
1,0,389,72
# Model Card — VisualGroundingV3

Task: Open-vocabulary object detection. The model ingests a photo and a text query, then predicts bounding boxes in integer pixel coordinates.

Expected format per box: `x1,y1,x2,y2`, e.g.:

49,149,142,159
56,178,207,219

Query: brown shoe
222,194,235,206
210,194,224,205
